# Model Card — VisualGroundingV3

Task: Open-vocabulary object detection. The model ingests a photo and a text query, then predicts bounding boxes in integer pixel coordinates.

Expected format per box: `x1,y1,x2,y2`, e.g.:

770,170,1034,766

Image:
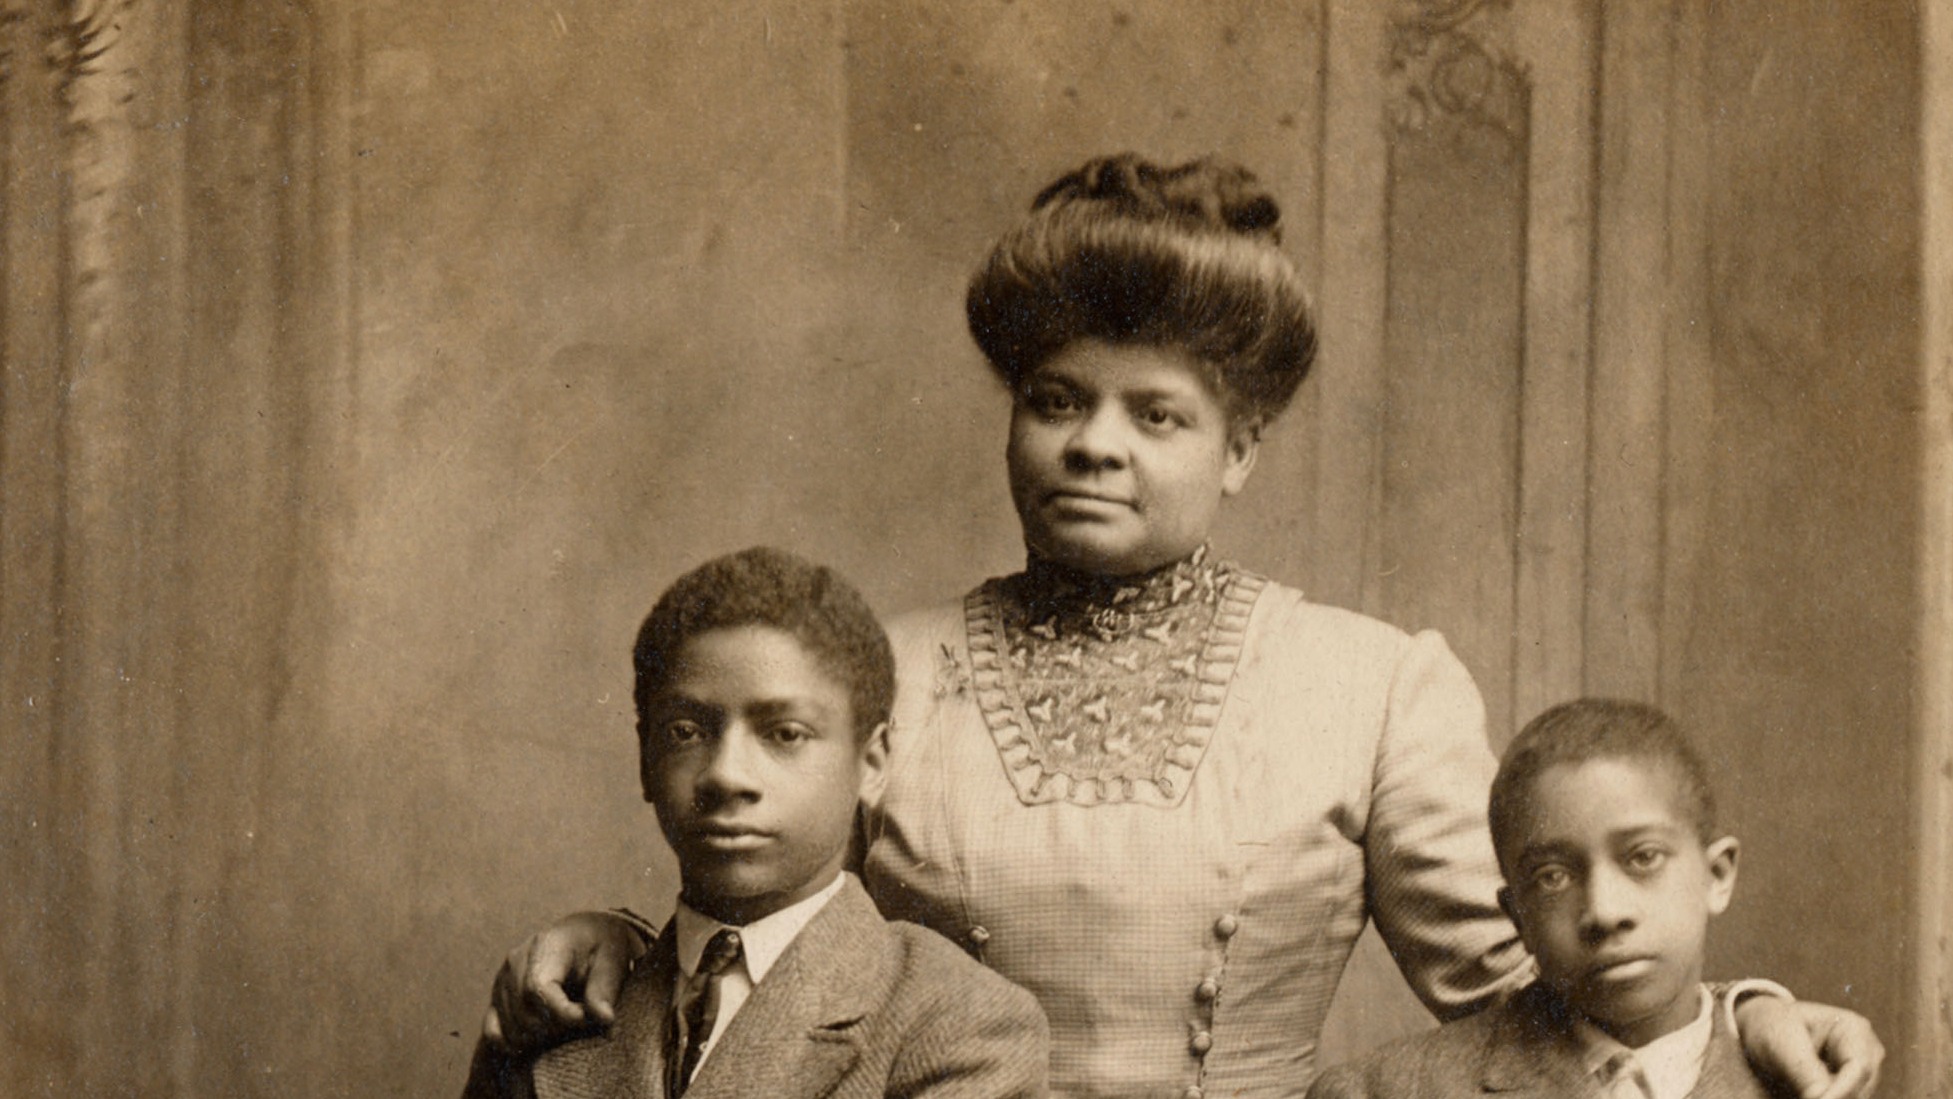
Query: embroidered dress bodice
862,553,1530,1098
966,546,1262,807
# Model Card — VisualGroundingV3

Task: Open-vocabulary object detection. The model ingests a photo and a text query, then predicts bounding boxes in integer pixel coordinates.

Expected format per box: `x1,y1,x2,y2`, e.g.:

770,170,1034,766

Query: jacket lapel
686,877,896,1099
1475,984,1606,1098
1692,999,1790,1098
533,920,681,1099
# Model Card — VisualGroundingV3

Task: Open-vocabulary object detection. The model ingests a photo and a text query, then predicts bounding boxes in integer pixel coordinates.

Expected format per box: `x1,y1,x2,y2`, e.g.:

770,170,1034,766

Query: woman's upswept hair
966,153,1317,425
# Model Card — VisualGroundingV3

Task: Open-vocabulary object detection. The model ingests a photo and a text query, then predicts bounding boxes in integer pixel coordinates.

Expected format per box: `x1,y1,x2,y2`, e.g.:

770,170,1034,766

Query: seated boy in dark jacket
463,547,1048,1099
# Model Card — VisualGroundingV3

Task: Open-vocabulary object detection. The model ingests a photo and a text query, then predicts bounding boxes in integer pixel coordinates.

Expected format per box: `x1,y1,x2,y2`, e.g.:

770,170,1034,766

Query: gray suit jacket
1306,983,1795,1099
463,876,1048,1099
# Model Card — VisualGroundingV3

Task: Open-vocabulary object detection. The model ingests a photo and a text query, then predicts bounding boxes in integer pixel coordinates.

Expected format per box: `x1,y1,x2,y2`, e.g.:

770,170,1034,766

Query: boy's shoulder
827,878,1047,1039
527,876,1047,1099
1307,983,1798,1099
1305,996,1515,1099
721,877,1048,1098
1308,983,1612,1099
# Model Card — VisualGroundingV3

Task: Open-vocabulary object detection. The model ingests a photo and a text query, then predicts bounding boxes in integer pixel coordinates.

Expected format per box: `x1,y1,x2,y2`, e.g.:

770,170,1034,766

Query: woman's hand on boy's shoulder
481,910,653,1053
1733,994,1884,1099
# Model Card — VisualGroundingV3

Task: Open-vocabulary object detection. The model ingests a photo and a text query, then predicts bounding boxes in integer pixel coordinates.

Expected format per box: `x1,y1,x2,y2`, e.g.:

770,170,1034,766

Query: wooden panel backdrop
0,0,1936,1094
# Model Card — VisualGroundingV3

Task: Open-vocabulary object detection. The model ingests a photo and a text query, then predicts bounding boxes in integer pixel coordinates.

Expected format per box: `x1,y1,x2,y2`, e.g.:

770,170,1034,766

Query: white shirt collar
673,871,847,984
1574,985,1715,1099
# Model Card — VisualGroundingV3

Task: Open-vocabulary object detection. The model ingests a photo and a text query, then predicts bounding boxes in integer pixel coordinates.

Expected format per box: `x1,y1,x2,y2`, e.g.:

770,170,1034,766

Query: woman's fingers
482,911,650,1050
580,942,628,1026
1800,1002,1883,1099
484,935,582,1051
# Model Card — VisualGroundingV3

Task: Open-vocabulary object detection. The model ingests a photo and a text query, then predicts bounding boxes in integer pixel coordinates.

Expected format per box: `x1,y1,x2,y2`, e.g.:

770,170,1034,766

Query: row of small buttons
1184,910,1240,1095
965,915,1235,1093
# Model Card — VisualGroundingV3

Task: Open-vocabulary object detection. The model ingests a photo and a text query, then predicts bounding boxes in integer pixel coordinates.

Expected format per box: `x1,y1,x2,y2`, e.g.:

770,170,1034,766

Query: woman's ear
1221,419,1261,496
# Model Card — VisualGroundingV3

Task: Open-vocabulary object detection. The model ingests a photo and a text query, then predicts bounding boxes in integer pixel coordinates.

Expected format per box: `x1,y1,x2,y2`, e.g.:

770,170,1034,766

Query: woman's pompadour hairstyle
965,153,1318,425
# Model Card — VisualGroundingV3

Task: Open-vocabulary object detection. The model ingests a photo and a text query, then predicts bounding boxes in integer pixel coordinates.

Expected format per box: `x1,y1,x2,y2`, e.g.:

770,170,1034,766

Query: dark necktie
666,928,743,1098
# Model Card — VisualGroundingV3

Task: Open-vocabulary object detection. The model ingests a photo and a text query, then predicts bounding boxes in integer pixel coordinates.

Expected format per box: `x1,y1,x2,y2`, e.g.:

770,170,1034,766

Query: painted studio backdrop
2,1,1946,1096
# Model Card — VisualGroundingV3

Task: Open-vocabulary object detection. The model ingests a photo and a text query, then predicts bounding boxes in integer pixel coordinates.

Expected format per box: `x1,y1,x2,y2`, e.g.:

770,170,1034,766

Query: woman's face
1007,340,1258,577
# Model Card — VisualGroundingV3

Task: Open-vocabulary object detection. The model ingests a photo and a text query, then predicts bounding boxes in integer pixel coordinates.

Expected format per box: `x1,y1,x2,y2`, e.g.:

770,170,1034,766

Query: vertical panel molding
1584,0,1672,698
1918,1,1953,1091
1511,0,1595,729
1316,0,1392,610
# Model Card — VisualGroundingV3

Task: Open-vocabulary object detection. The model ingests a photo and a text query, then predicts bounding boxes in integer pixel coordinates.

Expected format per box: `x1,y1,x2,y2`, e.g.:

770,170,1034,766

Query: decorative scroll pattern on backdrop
52,0,143,393
1387,0,1527,149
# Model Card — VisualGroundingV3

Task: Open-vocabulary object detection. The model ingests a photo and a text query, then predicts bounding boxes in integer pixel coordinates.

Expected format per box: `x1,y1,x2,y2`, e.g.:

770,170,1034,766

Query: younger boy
463,547,1048,1099
1308,698,1792,1099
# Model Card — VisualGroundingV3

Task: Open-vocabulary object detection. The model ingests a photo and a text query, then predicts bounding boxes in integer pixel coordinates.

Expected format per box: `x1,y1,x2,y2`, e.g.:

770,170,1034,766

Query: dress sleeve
1363,629,1534,1019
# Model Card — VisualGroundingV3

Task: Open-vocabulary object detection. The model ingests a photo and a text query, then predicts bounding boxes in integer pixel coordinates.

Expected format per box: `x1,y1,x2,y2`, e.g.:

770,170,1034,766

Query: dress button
1195,978,1219,1002
1190,1031,1213,1055
1184,1088,1204,1099
1213,913,1239,939
967,925,990,947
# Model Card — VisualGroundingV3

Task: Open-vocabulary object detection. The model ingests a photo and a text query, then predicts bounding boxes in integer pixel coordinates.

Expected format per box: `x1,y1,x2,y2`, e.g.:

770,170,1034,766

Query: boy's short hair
1489,699,1718,866
632,547,895,741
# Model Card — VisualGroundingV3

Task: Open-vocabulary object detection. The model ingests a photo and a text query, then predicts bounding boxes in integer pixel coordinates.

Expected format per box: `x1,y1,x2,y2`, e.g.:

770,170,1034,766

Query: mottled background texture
1,1,1945,1096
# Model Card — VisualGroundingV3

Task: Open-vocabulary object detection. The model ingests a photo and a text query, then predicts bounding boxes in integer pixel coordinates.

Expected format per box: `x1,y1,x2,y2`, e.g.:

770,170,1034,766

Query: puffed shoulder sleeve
1364,630,1532,1019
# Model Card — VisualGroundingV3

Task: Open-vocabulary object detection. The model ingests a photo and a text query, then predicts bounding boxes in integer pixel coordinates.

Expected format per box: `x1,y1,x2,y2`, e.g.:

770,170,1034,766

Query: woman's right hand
480,910,650,1052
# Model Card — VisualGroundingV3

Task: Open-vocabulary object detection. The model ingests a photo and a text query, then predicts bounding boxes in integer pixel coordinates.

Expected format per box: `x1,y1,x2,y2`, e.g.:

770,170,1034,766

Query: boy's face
1496,757,1738,1048
1008,339,1259,577
639,625,888,926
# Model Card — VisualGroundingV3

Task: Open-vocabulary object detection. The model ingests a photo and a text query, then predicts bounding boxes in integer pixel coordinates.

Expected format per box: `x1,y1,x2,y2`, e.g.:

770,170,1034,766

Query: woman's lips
1046,489,1132,509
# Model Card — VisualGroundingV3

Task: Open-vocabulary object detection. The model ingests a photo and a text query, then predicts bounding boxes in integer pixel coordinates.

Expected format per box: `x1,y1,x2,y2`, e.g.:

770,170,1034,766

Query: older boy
462,547,1048,1099
1308,699,1794,1099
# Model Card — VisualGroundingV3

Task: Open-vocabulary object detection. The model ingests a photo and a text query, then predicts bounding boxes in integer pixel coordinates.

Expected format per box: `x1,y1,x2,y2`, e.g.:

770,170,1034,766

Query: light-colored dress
861,549,1530,1099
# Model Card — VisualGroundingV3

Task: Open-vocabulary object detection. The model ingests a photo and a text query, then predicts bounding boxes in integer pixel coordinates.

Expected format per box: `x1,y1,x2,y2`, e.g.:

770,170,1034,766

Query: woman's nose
1062,407,1127,471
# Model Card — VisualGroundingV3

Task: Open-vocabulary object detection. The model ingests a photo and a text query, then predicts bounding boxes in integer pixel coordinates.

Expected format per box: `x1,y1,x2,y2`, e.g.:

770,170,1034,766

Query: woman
486,155,1880,1098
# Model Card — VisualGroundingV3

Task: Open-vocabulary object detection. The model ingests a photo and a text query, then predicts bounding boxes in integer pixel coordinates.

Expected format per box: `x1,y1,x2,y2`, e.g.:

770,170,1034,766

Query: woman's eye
1025,386,1081,416
1141,407,1177,427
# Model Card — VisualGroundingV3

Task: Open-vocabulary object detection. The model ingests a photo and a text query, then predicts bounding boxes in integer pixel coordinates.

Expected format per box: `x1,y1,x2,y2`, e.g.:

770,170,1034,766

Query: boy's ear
1220,420,1261,497
1704,836,1739,915
1496,885,1520,930
637,724,656,803
855,722,891,811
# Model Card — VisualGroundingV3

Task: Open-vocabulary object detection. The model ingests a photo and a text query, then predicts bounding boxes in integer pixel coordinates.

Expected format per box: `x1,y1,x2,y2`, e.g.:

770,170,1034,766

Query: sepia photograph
1,1,1948,1096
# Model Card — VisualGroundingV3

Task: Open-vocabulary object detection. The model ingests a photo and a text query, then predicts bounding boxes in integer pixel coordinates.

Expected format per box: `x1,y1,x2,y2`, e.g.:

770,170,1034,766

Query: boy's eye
663,719,709,745
766,723,813,745
1626,846,1669,873
1530,865,1572,894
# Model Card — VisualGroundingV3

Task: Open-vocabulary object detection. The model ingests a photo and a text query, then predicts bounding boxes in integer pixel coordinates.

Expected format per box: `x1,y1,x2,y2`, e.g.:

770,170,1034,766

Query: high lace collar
964,544,1265,807
1010,545,1222,624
